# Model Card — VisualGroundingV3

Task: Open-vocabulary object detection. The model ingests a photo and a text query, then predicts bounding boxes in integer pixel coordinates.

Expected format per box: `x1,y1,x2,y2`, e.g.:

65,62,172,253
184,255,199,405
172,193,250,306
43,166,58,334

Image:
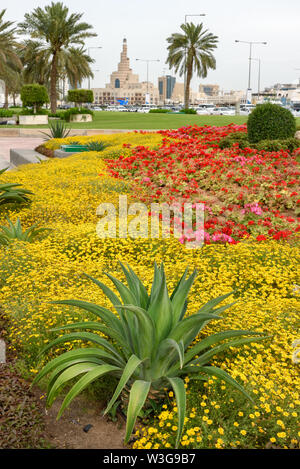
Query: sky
5,0,300,93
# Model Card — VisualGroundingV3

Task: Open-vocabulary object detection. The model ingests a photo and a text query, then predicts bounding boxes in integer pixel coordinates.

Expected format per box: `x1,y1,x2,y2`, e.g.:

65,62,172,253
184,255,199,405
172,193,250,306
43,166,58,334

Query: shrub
218,132,250,149
33,262,266,448
20,84,49,114
254,137,300,153
19,108,49,116
67,89,94,106
0,109,14,118
247,103,296,143
63,107,93,122
149,109,169,113
181,108,197,114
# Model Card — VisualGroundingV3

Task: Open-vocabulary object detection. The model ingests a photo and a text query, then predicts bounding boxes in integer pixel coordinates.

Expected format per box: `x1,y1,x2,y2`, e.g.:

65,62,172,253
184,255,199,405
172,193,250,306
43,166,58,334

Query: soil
35,144,54,158
32,388,126,449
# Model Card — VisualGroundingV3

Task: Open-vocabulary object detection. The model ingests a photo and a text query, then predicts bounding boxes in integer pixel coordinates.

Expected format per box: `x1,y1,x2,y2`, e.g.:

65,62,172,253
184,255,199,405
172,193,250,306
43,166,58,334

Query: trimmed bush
20,84,49,113
63,107,93,122
67,89,93,106
218,132,250,149
254,137,300,153
0,109,14,117
149,109,169,113
181,108,197,114
247,103,296,143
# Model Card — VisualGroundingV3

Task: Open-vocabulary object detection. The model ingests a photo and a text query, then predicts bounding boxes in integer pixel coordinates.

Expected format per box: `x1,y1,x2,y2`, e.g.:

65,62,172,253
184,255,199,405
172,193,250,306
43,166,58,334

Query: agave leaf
31,348,116,387
171,270,197,325
57,364,120,419
116,305,155,359
51,300,124,336
197,291,235,314
47,357,104,395
124,380,151,444
47,362,100,406
50,321,130,353
167,377,186,448
104,271,138,305
83,273,122,308
190,335,268,367
104,354,143,416
199,365,254,402
183,330,265,365
126,264,149,309
38,332,125,366
147,267,173,343
168,312,222,346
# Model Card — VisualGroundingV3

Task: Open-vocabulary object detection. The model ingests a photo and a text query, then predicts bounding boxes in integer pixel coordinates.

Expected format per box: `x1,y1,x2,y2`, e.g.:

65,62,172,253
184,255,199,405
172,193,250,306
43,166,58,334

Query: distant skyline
5,0,300,92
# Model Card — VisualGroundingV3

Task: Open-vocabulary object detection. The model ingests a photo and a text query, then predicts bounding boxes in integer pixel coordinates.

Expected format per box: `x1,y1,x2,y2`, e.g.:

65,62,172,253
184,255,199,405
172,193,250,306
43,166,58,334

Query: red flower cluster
106,124,300,244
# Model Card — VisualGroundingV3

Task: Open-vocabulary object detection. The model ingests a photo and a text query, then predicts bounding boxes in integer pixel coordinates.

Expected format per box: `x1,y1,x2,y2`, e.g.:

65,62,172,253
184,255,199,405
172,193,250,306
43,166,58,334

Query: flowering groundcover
0,126,299,449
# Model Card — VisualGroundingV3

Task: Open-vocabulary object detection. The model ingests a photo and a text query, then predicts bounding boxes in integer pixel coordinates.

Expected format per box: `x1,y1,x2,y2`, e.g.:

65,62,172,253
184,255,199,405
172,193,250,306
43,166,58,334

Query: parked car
196,107,210,115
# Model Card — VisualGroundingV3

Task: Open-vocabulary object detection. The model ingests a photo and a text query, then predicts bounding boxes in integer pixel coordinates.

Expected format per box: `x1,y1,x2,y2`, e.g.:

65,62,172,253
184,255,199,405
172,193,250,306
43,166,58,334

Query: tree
20,84,49,113
166,22,218,109
18,2,96,112
67,89,93,107
0,9,22,108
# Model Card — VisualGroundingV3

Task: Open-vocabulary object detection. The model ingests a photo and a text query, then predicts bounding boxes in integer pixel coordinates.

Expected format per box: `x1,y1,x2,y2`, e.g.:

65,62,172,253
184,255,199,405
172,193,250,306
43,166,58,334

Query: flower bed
0,126,299,449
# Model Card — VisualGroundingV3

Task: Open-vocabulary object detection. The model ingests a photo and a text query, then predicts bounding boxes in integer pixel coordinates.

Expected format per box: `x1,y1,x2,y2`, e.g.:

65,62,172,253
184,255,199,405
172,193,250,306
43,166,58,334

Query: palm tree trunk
4,84,8,109
185,65,192,110
50,51,58,113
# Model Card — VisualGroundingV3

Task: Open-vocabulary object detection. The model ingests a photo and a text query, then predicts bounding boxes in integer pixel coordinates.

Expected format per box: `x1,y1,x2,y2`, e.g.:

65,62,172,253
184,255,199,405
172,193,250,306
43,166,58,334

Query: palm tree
166,22,218,109
0,9,22,107
59,46,94,90
18,2,96,112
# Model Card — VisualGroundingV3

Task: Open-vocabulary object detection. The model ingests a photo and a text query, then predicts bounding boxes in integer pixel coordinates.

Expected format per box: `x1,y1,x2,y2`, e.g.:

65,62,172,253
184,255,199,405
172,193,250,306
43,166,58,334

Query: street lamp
235,40,267,103
136,58,160,105
251,58,261,100
87,46,102,89
184,14,206,108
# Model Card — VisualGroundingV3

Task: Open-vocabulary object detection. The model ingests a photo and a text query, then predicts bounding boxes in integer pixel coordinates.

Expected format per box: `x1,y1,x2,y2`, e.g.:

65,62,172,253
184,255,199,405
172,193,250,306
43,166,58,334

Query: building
92,39,159,106
158,75,176,102
198,84,219,97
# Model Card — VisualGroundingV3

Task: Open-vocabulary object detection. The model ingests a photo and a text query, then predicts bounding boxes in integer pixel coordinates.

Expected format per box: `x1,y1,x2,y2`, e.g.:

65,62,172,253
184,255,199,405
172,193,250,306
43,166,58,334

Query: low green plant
247,103,296,143
86,141,110,152
218,132,250,149
63,107,93,122
33,262,267,448
254,137,300,153
41,120,71,140
0,217,51,245
181,108,197,114
0,109,14,117
0,169,33,208
149,109,169,113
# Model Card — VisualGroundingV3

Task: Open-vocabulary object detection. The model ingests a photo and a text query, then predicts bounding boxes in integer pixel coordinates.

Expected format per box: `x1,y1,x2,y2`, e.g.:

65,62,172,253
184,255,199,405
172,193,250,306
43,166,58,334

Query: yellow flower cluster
0,132,299,449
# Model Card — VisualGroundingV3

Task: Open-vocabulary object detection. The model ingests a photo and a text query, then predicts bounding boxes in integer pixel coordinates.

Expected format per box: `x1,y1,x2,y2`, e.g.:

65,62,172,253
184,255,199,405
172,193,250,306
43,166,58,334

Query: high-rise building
158,75,176,101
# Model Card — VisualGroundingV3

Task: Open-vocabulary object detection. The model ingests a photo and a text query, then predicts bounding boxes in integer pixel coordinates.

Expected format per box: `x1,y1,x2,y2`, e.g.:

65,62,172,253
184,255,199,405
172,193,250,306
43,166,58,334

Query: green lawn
2,111,300,129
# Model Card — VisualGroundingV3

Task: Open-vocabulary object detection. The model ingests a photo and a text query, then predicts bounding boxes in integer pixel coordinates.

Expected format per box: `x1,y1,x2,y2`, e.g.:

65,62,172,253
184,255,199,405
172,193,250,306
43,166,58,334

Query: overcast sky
5,0,300,92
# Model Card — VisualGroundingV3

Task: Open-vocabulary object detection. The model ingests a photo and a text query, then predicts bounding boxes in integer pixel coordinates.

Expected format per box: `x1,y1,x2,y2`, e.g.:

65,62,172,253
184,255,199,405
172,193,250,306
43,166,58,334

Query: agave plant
0,168,33,207
86,140,110,152
41,119,71,140
33,263,267,447
0,217,51,245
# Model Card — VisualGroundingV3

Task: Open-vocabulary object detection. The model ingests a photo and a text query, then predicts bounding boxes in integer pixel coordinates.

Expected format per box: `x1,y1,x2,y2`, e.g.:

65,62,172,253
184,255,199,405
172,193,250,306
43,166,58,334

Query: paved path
0,137,44,162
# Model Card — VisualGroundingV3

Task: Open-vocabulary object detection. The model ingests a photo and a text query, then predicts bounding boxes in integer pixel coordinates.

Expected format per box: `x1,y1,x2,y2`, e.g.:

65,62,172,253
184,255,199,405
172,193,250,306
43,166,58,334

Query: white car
137,107,150,113
292,109,300,117
196,108,210,115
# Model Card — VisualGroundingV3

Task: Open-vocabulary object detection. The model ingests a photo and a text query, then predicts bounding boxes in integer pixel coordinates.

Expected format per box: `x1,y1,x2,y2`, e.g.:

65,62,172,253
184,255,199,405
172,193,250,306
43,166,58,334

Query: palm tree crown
18,2,96,112
166,22,218,109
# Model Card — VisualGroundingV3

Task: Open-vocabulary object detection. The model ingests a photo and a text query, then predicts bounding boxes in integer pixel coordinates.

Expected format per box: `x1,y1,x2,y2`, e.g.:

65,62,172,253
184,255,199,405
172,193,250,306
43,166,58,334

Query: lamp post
235,40,267,103
87,46,102,89
251,58,261,101
136,58,160,105
184,14,206,108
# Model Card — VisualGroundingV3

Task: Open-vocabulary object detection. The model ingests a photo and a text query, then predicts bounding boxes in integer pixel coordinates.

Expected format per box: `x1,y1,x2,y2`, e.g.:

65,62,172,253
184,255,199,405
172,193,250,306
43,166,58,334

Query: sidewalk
0,137,44,162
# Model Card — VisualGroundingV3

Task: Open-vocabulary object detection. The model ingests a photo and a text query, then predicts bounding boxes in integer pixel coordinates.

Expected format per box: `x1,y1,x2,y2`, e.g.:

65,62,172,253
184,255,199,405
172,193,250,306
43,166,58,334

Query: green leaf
57,364,120,419
104,354,143,415
32,348,115,387
199,365,254,402
171,270,197,325
167,377,186,448
124,380,151,444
